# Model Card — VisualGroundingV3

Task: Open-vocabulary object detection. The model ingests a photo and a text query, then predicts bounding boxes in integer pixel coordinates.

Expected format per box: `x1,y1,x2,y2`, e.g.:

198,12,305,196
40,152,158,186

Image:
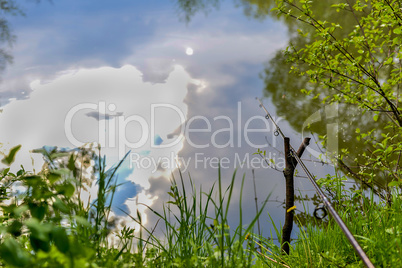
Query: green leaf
53,168,71,176
53,197,70,214
26,220,52,251
1,145,22,166
13,205,29,218
30,236,50,253
56,182,75,197
385,57,393,65
385,146,393,155
51,227,70,254
25,218,52,242
2,167,10,177
0,238,31,267
29,203,47,221
30,148,46,154
74,216,91,227
1,204,28,219
388,181,402,187
48,172,62,184
7,220,23,237
16,169,24,177
22,175,42,187
68,154,76,170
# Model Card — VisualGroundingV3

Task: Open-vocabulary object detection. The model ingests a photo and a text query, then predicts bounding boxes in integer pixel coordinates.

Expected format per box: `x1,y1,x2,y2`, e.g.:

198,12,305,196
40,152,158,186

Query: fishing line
256,97,374,268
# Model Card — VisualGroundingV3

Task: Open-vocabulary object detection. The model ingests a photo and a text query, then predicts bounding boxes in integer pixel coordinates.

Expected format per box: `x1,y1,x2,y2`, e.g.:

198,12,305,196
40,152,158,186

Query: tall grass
1,146,401,267
123,167,271,267
299,191,401,267
262,183,402,267
0,147,276,267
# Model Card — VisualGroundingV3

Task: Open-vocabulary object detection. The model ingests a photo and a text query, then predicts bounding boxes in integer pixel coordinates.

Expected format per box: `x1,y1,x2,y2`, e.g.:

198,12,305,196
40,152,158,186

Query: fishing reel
313,203,327,219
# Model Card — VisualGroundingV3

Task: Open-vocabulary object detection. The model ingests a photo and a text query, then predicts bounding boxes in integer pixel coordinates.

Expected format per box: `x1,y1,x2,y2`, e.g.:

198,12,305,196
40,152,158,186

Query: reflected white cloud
0,64,203,228
0,1,300,239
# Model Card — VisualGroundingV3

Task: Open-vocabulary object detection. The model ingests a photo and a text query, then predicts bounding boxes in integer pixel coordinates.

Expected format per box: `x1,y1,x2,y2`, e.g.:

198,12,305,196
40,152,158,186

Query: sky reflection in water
0,1,335,239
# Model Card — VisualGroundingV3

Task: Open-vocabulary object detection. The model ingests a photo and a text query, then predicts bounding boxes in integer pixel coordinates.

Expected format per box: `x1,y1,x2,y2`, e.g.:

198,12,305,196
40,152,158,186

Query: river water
0,0,348,241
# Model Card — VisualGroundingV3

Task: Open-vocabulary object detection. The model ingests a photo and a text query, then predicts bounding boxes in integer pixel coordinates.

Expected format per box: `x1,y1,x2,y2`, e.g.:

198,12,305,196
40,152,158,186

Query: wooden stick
281,137,310,254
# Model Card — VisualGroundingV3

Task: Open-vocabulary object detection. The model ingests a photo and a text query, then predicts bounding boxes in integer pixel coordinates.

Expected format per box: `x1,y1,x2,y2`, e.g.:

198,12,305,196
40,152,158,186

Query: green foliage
0,145,123,267
0,0,31,73
2,0,401,266
121,168,271,267
0,146,278,267
0,144,400,267
261,0,402,200
1,145,21,166
272,0,402,119
285,183,402,267
175,0,220,22
174,0,402,196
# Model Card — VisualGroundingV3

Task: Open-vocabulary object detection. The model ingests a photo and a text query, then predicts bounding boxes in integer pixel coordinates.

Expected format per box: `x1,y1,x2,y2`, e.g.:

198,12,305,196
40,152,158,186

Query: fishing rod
256,98,375,268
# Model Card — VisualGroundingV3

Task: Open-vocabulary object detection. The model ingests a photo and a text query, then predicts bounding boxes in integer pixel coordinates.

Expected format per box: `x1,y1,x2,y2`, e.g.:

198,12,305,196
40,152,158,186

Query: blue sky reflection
0,1,334,240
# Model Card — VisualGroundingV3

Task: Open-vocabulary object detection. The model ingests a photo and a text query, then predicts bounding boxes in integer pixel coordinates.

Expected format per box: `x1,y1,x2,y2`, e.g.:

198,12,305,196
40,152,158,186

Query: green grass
121,167,271,267
282,190,402,267
0,146,401,267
